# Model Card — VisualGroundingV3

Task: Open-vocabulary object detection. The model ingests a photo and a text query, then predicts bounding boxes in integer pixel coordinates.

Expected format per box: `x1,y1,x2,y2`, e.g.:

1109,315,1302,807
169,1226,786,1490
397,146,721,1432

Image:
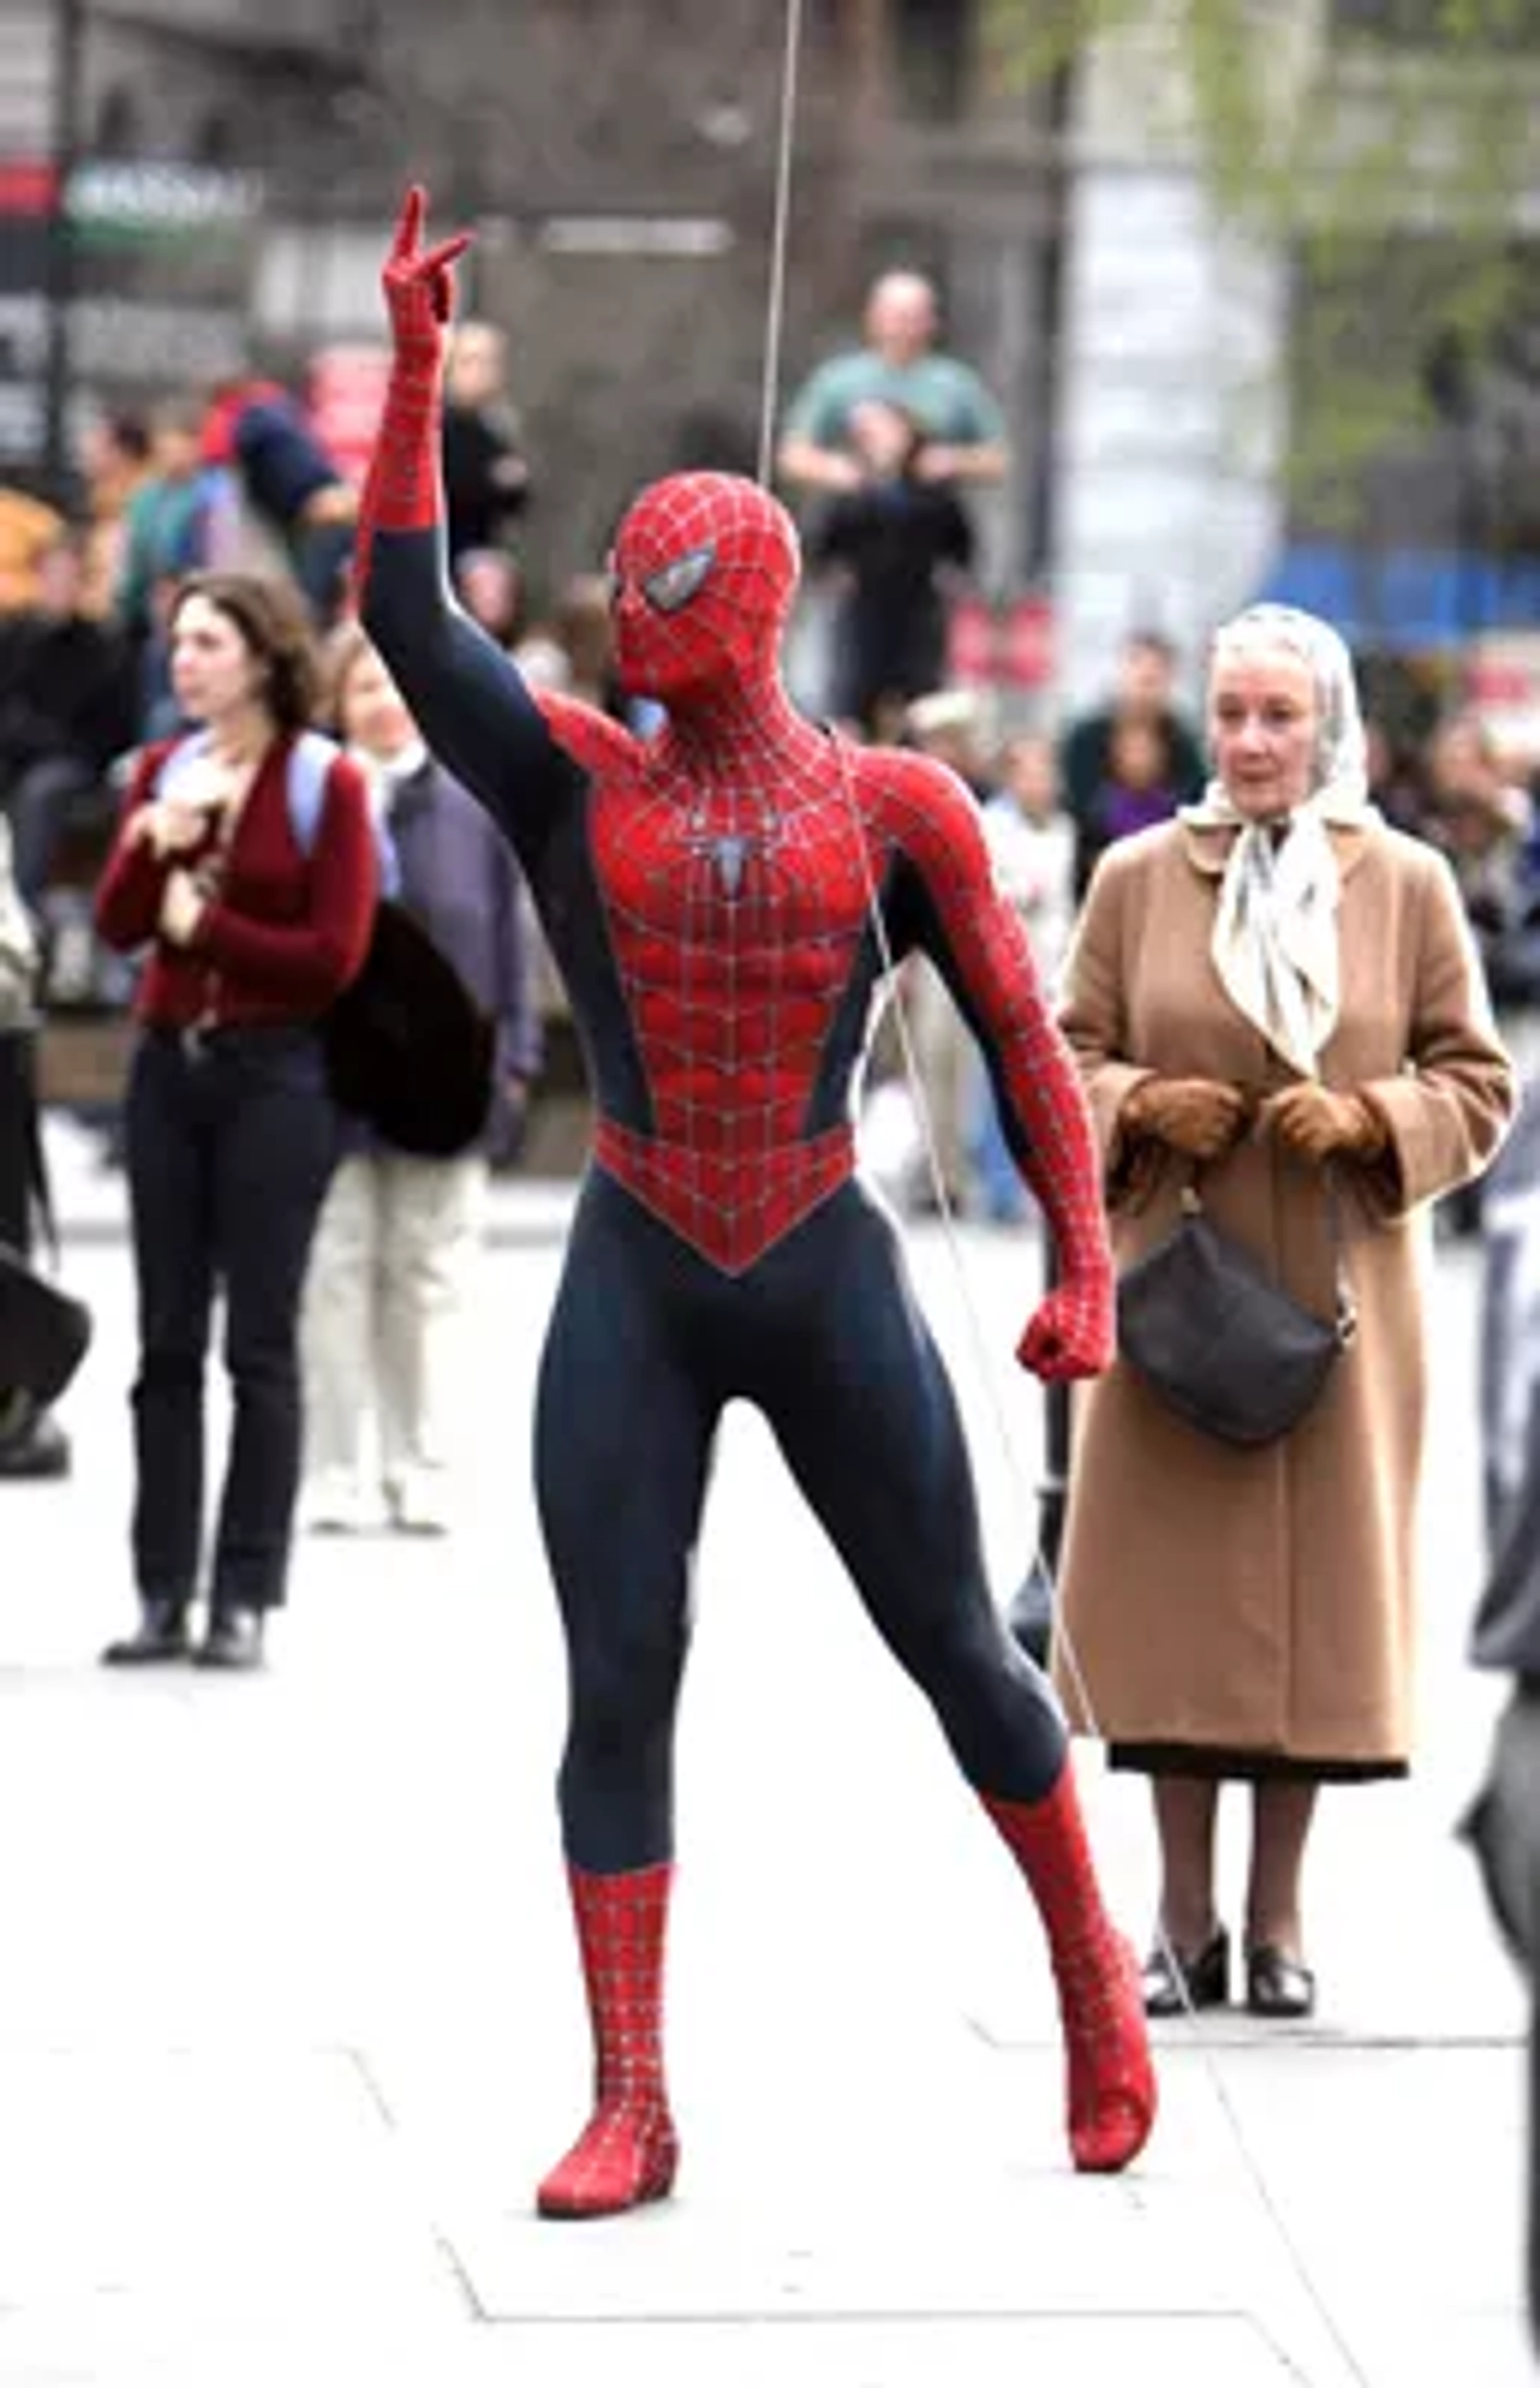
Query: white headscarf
1181,602,1372,1078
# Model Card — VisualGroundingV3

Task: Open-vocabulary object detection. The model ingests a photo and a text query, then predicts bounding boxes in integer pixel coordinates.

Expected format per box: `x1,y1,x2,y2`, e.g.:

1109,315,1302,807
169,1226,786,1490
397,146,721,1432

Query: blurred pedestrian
116,397,224,738
0,529,139,909
442,319,532,566
0,812,71,1478
1075,712,1185,894
300,627,539,1535
1060,632,1206,899
75,407,152,623
900,689,999,1214
1054,602,1514,2019
968,732,1076,1224
452,545,523,651
198,375,358,627
778,270,1008,499
1424,710,1538,1224
803,398,975,735
93,572,376,1669
0,480,66,616
778,270,1007,721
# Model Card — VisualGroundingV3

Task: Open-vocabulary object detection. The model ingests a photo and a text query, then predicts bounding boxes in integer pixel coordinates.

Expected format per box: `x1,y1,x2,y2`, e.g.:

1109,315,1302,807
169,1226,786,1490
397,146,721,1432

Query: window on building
194,110,237,168
93,87,142,160
893,0,977,120
1333,0,1540,43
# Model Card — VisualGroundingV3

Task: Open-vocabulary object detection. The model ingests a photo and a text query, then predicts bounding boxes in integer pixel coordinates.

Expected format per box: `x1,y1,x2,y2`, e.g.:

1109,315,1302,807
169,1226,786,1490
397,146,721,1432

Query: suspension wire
756,0,805,488
752,11,1372,2383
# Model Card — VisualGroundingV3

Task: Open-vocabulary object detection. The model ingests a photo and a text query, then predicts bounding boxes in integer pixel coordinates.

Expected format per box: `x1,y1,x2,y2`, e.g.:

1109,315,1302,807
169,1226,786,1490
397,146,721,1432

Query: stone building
10,0,1540,710
2,0,1066,610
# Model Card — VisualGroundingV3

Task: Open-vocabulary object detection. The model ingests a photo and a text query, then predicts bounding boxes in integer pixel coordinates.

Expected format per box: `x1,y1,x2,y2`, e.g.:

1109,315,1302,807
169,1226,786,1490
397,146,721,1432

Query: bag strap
286,730,400,901
25,1081,57,1271
1184,1163,1357,1347
284,729,335,855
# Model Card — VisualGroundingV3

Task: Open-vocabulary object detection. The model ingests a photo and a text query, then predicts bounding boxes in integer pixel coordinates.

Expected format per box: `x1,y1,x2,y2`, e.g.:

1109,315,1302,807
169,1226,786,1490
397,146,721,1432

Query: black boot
100,1597,191,1666
194,1606,265,1671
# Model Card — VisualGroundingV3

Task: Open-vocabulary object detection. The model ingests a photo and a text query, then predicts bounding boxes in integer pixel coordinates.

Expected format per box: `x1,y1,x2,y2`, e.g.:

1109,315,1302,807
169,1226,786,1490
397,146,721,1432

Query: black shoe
0,1412,71,1481
194,1607,265,1671
1245,1944,1315,2019
1141,1925,1230,2017
100,1598,191,1666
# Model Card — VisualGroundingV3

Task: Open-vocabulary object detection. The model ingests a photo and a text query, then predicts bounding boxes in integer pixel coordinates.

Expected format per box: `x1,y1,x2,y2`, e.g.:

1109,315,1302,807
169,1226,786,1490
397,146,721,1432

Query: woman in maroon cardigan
95,572,376,1668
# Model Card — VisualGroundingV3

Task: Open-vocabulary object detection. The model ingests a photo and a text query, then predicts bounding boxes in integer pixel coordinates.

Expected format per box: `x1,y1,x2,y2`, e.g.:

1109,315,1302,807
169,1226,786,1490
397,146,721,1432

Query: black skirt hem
1107,1741,1407,1784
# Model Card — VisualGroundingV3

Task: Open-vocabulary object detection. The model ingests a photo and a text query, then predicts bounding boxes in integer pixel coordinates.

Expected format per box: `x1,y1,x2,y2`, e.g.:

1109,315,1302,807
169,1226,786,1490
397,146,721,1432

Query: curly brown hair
170,571,325,733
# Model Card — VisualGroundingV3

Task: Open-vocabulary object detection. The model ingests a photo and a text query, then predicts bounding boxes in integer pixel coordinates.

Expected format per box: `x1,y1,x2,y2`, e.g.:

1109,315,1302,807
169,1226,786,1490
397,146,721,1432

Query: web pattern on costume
527,473,1106,1283
562,474,874,1272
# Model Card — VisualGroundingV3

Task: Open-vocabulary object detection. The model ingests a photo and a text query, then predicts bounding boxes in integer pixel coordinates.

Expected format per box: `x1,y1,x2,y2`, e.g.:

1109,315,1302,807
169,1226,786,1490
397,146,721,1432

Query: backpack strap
24,1071,56,1271
286,729,399,899
154,728,210,801
284,729,339,857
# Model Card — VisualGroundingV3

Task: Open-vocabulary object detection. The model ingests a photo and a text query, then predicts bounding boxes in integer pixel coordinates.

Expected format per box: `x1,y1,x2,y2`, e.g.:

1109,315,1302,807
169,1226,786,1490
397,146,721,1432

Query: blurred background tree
981,0,1540,563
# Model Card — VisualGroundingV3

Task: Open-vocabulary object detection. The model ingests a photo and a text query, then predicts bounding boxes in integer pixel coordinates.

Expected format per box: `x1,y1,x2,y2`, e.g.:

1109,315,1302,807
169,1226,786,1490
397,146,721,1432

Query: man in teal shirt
777,270,1008,497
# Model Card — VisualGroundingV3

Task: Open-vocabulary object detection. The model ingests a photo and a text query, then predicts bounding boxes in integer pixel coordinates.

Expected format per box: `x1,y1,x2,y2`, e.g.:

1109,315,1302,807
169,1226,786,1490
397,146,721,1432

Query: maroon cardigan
95,732,377,1030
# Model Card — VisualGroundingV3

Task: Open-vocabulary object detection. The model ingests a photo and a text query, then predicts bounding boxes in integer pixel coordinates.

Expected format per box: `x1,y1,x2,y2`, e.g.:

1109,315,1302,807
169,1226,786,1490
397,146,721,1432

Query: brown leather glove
1122,1076,1250,1162
1259,1083,1388,1166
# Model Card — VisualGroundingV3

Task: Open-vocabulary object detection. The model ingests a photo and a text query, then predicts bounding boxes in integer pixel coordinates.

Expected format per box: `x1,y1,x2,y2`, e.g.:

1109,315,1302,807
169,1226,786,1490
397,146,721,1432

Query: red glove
1259,1083,1387,1166
382,184,472,367
1016,1269,1115,1384
355,188,475,586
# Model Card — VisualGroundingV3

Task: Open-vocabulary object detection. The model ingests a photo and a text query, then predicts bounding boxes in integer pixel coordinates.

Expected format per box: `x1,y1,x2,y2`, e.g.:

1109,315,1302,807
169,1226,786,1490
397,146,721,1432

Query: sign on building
0,156,264,480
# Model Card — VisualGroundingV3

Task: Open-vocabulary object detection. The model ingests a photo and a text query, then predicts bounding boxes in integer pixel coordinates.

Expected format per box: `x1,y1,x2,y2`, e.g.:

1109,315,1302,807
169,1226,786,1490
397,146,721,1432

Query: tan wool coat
1052,813,1515,1769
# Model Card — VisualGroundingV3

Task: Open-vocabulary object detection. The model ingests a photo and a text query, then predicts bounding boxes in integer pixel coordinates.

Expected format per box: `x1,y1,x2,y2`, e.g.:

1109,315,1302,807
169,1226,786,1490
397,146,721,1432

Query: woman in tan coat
1054,603,1514,2021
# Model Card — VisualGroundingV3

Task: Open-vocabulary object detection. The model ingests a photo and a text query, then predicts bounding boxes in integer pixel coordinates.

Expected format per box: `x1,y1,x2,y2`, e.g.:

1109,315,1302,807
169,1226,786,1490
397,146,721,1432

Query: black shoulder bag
1116,1173,1356,1447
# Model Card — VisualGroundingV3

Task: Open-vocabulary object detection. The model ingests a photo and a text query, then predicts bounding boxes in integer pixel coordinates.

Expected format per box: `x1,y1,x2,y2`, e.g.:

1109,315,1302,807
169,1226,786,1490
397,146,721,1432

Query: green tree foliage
981,0,1540,542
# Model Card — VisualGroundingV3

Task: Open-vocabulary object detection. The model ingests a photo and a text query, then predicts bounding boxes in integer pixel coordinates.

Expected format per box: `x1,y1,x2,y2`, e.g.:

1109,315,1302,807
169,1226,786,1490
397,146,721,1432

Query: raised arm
876,750,1112,1382
355,188,582,866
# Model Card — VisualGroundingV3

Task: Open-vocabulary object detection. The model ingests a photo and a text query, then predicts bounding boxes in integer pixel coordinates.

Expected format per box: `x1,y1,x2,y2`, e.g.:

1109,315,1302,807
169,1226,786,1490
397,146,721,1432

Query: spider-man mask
609,472,800,705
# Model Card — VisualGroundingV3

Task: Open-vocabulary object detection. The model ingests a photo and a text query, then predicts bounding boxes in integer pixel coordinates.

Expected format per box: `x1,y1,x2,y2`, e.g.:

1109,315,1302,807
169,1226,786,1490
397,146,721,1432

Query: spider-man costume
358,189,1154,2218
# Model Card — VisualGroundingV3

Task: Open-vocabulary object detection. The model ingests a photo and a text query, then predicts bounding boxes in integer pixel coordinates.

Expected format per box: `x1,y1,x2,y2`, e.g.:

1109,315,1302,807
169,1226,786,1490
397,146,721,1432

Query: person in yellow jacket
0,484,66,616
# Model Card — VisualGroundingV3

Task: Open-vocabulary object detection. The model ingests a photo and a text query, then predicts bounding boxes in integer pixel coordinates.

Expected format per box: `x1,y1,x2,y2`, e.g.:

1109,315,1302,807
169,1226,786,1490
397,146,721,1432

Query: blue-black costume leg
753,1183,1154,2171
756,1186,1066,1802
535,1178,721,1872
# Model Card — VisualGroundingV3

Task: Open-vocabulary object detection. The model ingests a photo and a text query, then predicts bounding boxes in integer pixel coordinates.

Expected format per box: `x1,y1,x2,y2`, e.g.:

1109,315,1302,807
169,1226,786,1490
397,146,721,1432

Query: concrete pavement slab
0,1128,1526,2381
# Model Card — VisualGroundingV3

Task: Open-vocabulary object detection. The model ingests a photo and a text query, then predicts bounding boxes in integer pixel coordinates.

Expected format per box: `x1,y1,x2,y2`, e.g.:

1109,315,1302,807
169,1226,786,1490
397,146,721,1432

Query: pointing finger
391,184,426,258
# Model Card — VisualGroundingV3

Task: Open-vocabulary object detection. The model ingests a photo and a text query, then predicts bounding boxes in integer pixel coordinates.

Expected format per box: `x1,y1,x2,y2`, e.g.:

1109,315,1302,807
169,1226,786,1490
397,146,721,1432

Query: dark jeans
0,1029,36,1253
126,1024,337,1613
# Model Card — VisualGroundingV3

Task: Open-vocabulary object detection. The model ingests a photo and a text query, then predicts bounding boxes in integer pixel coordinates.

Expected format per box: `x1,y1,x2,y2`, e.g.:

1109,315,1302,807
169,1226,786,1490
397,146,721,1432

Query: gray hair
1209,602,1368,809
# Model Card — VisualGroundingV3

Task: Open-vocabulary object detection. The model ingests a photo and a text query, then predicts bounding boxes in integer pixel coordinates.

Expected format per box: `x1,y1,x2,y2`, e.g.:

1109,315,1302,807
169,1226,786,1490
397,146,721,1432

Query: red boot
983,1769,1157,2173
537,1860,680,2219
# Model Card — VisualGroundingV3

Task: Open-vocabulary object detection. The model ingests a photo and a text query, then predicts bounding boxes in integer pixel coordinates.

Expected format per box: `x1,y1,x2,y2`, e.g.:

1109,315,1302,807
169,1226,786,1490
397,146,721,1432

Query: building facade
10,0,1540,707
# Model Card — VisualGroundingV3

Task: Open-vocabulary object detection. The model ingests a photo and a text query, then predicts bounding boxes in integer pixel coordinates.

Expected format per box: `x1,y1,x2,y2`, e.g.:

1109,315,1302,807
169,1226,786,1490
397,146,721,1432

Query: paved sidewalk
0,1122,1526,2384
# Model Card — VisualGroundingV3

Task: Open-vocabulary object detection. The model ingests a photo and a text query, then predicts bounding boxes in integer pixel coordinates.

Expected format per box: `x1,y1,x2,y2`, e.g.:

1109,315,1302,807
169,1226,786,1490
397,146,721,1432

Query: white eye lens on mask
642,545,715,614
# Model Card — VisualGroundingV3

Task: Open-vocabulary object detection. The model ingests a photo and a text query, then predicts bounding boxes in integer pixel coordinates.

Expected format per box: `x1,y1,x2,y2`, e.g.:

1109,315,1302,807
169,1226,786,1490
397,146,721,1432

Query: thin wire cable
752,0,1041,1578
752,14,1372,2384
756,0,804,488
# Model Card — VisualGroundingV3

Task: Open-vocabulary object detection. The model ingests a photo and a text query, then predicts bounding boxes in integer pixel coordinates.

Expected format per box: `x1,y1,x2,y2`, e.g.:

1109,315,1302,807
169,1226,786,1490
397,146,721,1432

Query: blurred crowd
1,294,1538,1234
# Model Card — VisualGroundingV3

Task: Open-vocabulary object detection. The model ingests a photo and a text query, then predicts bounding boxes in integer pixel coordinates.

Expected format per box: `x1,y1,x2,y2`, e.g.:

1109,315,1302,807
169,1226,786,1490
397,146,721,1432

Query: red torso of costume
539,691,877,1274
